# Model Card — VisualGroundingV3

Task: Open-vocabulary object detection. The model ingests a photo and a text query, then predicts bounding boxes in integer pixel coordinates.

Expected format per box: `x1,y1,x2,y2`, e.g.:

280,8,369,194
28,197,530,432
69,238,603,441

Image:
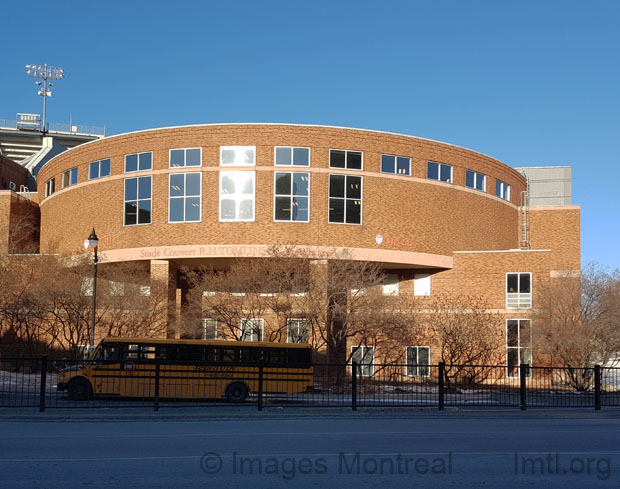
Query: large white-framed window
124,176,152,225
466,170,486,191
381,154,410,176
287,318,309,343
202,319,217,340
275,146,310,167
382,274,399,296
45,178,55,197
351,346,374,376
169,147,202,168
496,179,510,201
406,346,430,377
169,172,201,223
124,152,152,173
220,146,255,166
240,318,264,342
330,149,363,170
89,158,111,180
274,171,309,222
427,161,452,183
328,174,362,224
506,319,532,378
62,167,78,188
109,281,125,296
219,171,255,221
414,273,431,296
506,272,531,309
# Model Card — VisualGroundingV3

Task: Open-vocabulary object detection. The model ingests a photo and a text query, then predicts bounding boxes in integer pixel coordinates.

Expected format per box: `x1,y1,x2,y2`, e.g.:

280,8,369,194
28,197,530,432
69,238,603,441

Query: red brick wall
37,124,526,256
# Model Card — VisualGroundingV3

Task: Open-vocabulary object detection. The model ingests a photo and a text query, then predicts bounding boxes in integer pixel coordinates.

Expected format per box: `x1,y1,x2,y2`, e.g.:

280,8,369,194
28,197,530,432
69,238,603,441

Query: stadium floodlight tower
25,64,65,133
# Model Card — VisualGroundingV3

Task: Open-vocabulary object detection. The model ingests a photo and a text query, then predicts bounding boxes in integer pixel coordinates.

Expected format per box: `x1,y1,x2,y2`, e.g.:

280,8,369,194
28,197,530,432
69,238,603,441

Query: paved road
1,413,619,488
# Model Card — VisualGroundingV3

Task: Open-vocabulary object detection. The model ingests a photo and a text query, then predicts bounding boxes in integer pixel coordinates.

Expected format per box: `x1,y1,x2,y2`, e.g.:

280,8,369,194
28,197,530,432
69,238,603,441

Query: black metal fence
1,357,619,412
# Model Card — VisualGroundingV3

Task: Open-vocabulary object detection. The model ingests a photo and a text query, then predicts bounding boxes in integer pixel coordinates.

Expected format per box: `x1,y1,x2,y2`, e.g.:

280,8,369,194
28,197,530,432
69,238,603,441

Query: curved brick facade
37,124,526,263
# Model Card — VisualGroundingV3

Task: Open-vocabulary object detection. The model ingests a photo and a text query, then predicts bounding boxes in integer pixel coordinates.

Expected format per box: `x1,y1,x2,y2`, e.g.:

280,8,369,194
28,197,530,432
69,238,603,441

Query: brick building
4,123,581,373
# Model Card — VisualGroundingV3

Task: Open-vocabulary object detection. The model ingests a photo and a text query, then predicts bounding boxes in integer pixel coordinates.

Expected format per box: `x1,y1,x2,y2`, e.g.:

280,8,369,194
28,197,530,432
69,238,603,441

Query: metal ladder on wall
519,172,531,249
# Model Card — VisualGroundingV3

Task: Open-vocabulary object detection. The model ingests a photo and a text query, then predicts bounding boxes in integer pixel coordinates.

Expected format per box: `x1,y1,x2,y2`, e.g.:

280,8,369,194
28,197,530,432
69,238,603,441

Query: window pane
186,148,201,166
125,154,138,172
89,162,99,179
101,159,111,177
427,162,438,180
186,173,201,196
170,174,184,197
475,174,485,191
381,155,395,173
238,199,253,219
292,197,308,221
330,150,346,168
419,347,430,365
466,170,474,188
125,178,137,201
519,274,531,293
71,168,78,184
170,149,184,167
507,320,519,347
221,175,235,194
407,347,417,365
275,147,291,165
507,348,519,376
220,199,236,220
507,274,518,293
241,148,255,164
496,180,502,197
329,198,344,222
440,164,452,182
292,172,309,196
139,152,152,171
170,198,184,222
329,174,345,198
520,320,531,346
293,147,309,166
185,197,200,221
221,149,236,165
346,176,361,199
346,199,361,224
275,172,291,195
138,177,151,199
347,151,362,169
124,202,137,225
138,200,151,224
241,173,254,194
275,196,291,221
396,157,410,175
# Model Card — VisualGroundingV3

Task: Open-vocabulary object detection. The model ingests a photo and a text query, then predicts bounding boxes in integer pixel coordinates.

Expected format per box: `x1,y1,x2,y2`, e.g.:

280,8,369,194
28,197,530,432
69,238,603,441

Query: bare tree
424,294,504,389
534,263,620,390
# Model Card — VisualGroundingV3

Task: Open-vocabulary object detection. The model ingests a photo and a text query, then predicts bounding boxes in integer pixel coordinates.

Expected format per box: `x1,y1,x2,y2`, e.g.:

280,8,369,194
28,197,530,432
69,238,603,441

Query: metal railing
0,358,618,412
0,119,105,136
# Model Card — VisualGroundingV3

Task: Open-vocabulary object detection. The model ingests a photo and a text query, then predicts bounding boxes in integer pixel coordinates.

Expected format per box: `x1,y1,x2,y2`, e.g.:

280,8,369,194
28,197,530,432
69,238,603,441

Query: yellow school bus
57,337,313,402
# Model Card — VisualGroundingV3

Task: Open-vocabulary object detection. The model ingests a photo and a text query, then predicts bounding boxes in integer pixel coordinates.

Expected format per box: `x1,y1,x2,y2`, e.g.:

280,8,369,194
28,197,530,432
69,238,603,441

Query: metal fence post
594,365,601,411
39,356,47,413
351,361,357,411
438,362,445,411
257,365,264,411
520,363,528,411
153,359,160,412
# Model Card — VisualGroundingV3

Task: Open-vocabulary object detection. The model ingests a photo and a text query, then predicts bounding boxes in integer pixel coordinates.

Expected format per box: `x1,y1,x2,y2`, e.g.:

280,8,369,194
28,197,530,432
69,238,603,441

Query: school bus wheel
225,382,249,403
67,377,93,401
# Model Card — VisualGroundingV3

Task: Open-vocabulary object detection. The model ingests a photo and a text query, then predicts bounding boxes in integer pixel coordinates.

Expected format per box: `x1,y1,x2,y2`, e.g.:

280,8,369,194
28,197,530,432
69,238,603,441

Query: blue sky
3,1,619,268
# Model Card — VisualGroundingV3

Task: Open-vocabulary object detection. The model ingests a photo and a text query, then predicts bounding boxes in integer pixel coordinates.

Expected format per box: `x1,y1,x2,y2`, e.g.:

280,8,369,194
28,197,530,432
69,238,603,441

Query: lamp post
84,229,99,349
25,64,64,133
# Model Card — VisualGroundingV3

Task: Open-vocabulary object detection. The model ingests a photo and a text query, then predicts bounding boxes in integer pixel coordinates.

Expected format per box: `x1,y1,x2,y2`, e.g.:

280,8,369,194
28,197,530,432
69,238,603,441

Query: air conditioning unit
8,181,16,191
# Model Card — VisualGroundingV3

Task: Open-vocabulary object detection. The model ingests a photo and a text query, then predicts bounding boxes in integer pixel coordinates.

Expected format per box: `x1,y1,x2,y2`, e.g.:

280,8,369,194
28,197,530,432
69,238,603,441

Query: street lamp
84,228,99,349
25,64,65,133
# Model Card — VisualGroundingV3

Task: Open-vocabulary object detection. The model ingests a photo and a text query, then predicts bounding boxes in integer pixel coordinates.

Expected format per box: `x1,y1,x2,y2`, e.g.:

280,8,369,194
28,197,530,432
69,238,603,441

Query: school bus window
125,344,139,359
221,348,237,362
103,345,121,362
141,345,156,360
